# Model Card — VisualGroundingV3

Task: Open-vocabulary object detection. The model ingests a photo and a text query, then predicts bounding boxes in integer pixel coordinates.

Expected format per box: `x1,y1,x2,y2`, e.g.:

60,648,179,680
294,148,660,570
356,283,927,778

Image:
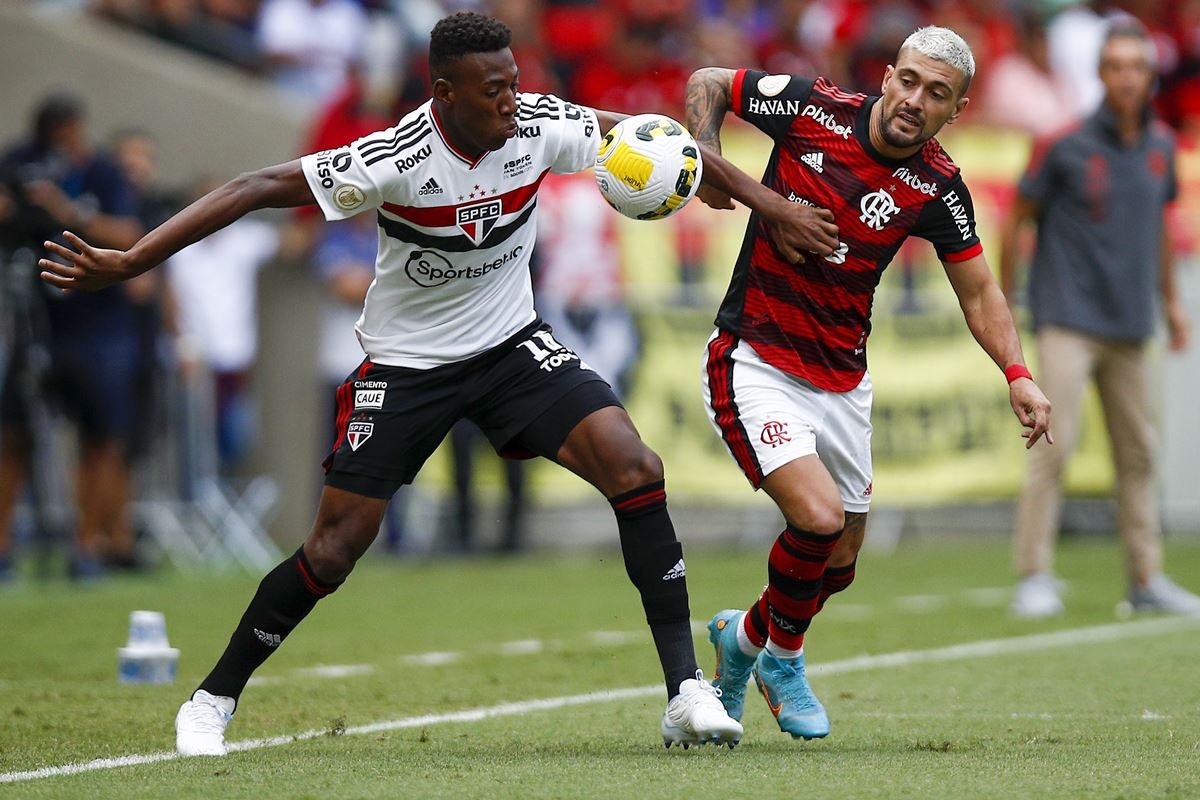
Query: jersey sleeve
1016,134,1063,206
299,142,385,222
913,173,984,263
524,93,601,175
731,69,815,141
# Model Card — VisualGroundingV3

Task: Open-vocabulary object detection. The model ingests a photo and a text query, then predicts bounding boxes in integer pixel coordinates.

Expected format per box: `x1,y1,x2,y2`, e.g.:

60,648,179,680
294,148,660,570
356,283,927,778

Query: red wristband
1005,364,1033,384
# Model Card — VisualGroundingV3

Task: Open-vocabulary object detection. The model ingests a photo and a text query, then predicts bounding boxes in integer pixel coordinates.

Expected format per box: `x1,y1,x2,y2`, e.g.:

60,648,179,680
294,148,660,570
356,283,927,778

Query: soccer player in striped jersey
39,11,839,756
685,27,1055,741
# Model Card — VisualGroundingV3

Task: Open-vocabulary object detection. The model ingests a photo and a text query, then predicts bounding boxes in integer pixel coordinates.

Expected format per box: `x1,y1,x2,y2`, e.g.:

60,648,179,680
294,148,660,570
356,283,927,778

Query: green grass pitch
2,536,1198,799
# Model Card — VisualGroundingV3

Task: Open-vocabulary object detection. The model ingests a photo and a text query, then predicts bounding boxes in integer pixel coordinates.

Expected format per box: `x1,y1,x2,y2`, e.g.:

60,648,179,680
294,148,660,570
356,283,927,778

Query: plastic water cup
127,610,169,649
118,610,179,683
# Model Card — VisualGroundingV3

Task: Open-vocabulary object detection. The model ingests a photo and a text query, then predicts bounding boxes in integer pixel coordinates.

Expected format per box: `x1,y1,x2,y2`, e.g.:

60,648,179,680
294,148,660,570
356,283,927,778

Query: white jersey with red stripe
300,93,600,368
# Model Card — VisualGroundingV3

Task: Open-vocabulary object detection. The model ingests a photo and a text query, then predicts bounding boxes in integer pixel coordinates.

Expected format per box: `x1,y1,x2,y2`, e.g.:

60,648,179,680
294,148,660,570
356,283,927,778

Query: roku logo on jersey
892,167,938,196
394,144,432,175
800,105,852,139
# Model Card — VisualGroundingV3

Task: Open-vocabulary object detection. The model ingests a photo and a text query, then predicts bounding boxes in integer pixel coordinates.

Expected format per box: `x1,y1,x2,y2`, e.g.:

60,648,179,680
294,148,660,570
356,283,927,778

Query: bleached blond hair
900,26,976,94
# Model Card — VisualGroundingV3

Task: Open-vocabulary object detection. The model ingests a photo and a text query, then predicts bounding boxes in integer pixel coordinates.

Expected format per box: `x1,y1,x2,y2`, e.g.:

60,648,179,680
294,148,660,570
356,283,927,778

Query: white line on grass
2,615,1195,785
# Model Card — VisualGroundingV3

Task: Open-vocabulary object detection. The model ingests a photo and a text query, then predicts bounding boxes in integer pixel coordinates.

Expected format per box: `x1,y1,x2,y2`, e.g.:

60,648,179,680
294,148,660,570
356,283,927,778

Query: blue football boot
752,649,830,739
706,609,756,721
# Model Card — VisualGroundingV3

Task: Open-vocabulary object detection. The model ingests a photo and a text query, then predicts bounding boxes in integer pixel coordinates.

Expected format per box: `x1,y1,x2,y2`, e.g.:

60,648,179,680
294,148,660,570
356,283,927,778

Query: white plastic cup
118,610,179,683
126,610,169,649
117,647,180,684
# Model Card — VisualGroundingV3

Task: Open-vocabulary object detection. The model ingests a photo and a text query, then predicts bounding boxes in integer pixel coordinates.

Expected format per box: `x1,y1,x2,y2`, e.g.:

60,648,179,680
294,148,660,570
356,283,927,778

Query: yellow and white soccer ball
593,114,703,221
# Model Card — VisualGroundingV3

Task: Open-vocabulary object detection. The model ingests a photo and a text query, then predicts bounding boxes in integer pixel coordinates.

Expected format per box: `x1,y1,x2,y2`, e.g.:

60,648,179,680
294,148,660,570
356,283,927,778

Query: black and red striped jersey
717,70,983,392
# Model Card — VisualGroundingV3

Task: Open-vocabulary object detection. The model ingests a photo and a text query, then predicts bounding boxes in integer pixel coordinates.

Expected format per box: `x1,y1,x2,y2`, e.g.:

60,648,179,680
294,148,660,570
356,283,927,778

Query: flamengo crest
859,188,900,231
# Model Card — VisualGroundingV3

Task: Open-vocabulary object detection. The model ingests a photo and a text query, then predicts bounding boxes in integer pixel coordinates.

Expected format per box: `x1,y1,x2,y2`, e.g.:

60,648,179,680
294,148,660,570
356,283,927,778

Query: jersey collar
428,104,490,169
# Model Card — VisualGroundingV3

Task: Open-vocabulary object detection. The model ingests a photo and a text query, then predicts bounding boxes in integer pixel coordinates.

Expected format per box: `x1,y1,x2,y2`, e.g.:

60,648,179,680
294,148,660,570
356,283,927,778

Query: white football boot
661,670,744,749
175,689,236,756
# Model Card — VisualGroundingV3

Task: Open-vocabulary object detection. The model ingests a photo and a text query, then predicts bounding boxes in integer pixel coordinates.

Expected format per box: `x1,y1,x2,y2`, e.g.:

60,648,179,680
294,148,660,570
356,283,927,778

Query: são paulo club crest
456,199,501,244
347,421,373,451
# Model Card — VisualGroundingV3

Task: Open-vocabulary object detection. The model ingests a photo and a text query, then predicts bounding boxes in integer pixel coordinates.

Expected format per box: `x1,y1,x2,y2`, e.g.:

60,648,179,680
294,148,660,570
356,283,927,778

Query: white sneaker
1130,574,1200,616
661,670,744,748
1011,573,1064,618
175,689,236,756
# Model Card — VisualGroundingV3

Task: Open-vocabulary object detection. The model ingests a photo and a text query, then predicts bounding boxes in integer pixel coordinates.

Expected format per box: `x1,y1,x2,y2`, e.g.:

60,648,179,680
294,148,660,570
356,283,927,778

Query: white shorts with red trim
701,329,873,512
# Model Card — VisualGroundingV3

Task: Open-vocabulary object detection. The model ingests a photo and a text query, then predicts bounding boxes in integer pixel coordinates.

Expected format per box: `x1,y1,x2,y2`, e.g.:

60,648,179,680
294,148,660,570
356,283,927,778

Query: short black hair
428,11,512,82
33,92,84,149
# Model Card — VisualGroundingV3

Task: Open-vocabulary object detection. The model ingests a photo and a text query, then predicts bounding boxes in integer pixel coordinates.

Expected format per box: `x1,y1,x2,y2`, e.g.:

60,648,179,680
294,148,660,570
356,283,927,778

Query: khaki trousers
1013,326,1161,583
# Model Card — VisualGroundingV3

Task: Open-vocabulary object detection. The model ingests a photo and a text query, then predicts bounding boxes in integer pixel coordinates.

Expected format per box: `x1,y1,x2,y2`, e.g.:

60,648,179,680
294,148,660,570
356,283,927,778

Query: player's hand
763,199,839,263
697,184,735,210
39,231,140,292
1166,299,1190,352
1009,377,1053,449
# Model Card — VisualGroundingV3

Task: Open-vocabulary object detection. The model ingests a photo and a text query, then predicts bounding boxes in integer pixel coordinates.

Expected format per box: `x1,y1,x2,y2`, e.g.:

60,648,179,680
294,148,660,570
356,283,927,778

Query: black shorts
323,319,621,499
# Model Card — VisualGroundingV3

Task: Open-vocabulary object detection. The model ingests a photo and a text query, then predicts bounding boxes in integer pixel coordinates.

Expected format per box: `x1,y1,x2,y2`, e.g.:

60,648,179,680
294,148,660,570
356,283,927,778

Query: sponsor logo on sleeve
333,184,365,211
313,148,350,189
757,74,791,97
748,97,801,116
942,190,974,240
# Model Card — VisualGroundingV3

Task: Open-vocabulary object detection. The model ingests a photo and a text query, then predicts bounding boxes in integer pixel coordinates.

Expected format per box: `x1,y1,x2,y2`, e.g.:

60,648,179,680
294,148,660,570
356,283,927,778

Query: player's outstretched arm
943,253,1053,449
40,159,314,292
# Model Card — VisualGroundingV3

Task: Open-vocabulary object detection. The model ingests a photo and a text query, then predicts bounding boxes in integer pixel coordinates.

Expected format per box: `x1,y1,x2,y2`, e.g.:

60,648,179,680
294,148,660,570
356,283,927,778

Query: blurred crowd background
3,0,1200,580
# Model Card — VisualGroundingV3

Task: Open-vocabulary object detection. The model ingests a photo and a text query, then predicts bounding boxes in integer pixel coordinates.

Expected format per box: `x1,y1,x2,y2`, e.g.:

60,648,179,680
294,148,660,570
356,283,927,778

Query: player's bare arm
39,159,313,292
683,67,839,259
943,253,1053,448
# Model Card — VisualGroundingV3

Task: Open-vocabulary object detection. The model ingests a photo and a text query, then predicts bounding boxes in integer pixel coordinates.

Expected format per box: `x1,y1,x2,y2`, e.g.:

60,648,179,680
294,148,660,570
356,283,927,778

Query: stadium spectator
255,0,370,105
684,27,1053,741
1001,19,1200,619
39,11,834,756
0,93,144,580
978,10,1078,137
165,178,282,475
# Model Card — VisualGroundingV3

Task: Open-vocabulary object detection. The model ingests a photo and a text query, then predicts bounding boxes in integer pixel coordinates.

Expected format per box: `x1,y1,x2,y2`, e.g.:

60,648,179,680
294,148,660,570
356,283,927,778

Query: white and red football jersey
300,92,600,368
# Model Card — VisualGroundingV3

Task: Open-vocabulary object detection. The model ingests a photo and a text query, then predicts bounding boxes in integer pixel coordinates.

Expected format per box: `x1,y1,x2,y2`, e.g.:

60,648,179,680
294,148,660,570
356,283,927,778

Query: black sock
198,547,341,702
610,480,698,699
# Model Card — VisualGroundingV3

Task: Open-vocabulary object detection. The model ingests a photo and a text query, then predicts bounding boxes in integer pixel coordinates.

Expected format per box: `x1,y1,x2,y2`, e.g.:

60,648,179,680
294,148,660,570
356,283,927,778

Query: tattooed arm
686,67,738,156
683,67,839,258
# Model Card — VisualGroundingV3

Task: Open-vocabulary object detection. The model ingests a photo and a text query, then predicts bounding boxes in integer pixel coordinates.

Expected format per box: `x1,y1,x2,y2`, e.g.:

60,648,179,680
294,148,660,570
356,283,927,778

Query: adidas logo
801,152,824,173
254,628,282,647
417,177,443,196
662,558,687,581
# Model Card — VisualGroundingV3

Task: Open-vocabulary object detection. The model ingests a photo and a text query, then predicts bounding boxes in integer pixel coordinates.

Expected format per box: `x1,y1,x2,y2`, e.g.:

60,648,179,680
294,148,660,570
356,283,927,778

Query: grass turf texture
2,537,1198,799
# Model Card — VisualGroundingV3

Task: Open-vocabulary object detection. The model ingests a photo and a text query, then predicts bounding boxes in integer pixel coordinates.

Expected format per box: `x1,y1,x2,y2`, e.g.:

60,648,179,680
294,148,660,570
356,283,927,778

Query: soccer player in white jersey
39,11,838,756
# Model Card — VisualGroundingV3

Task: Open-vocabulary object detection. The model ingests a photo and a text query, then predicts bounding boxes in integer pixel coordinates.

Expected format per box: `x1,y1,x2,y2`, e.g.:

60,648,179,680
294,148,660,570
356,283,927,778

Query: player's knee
608,446,664,495
785,503,844,536
307,514,374,583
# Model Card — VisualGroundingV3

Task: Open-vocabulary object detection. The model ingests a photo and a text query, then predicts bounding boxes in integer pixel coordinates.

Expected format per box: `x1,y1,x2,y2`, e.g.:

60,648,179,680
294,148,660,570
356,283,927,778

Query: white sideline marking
2,616,1195,785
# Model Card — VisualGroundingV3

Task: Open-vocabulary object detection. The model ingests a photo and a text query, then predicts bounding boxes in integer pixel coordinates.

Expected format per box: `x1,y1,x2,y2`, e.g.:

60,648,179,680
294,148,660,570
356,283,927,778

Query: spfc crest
347,421,374,451
456,199,501,244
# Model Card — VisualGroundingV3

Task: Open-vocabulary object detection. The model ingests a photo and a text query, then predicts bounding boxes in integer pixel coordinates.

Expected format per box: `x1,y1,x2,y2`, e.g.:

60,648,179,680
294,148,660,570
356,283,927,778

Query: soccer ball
593,114,704,221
